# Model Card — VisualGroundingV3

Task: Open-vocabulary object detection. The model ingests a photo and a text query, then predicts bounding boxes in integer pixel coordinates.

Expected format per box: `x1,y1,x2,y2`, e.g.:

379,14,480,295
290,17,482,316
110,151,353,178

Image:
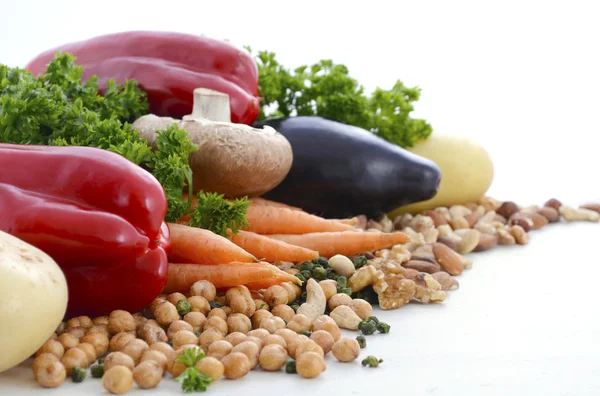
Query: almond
544,198,562,210
581,203,600,214
508,213,533,232
436,236,457,251
525,212,549,230
496,201,519,219
424,210,448,227
473,233,498,252
464,211,480,228
403,260,441,274
536,207,560,223
432,243,464,276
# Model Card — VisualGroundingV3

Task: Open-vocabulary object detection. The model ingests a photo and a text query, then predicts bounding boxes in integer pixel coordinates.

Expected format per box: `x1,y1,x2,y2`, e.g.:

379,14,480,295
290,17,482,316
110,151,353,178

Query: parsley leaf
250,49,432,148
188,191,251,237
175,346,206,367
175,367,213,393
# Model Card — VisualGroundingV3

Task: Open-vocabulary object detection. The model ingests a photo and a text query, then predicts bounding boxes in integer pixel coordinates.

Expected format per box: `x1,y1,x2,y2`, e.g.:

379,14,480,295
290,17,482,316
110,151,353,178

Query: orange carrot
227,230,319,263
163,262,302,293
266,231,411,258
168,223,257,265
249,197,303,211
243,204,356,235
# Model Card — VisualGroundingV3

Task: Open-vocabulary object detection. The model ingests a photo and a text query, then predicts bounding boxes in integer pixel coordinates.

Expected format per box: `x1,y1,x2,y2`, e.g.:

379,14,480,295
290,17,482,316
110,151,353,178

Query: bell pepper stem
184,88,231,123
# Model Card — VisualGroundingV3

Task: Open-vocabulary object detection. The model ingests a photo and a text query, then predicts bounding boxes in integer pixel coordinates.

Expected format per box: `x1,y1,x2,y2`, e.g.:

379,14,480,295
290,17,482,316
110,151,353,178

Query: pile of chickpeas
31,277,382,394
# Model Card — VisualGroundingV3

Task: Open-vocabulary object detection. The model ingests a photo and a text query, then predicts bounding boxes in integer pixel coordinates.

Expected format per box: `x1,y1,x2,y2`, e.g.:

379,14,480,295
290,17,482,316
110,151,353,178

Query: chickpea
36,339,65,359
167,320,194,340
221,352,251,379
205,316,228,337
224,313,250,334
207,307,228,321
109,332,136,352
133,360,163,389
221,306,232,316
280,281,302,302
295,339,324,358
172,330,199,349
274,328,298,345
87,324,110,338
332,337,360,362
263,334,287,349
194,356,224,381
260,316,286,334
259,344,287,371
121,339,149,365
348,298,373,320
138,323,168,345
254,298,270,311
104,351,135,372
214,294,228,306
207,340,233,360
81,332,109,357
229,295,256,317
167,292,187,306
190,280,217,301
75,342,97,365
232,341,260,368
296,351,326,378
246,328,270,341
224,332,247,347
251,309,273,329
61,347,88,375
66,327,86,339
245,336,263,351
167,355,188,377
150,296,167,312
32,353,59,374
328,293,352,311
67,316,93,329
287,314,311,333
149,342,175,361
34,360,66,388
310,330,334,354
93,316,110,326
225,285,252,303
140,349,169,370
271,304,295,322
66,316,80,329
199,328,224,351
107,310,136,335
318,279,338,301
311,316,341,341
287,334,309,359
133,314,148,330
102,365,133,394
153,301,179,326
183,312,207,333
263,285,289,308
188,295,211,315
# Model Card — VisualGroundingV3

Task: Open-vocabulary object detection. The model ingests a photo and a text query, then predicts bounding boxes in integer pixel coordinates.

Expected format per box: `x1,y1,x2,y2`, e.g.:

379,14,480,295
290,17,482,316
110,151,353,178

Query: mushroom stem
184,88,232,123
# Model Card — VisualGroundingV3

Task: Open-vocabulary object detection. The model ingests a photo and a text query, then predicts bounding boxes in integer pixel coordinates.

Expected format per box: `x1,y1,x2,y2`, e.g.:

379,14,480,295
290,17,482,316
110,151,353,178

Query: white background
1,1,599,395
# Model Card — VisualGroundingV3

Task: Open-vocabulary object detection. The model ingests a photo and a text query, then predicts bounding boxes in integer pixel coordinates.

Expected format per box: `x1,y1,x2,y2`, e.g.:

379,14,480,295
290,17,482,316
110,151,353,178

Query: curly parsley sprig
174,347,213,393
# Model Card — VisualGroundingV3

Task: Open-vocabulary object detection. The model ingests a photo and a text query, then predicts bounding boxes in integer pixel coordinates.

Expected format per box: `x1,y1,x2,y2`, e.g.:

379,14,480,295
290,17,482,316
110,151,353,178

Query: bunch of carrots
164,197,410,294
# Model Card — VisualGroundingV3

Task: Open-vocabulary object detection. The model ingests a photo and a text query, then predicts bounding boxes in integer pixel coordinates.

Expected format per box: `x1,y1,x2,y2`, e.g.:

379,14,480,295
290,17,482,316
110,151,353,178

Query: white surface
2,222,600,396
1,0,600,395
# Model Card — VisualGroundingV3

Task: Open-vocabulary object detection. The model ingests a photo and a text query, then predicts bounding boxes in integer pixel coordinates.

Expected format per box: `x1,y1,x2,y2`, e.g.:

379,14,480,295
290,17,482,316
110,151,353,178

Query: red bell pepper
25,31,260,125
0,143,170,318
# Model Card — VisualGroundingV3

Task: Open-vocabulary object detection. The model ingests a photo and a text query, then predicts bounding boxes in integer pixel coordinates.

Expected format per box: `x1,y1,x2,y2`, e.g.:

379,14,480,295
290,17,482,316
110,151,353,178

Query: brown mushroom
133,88,293,198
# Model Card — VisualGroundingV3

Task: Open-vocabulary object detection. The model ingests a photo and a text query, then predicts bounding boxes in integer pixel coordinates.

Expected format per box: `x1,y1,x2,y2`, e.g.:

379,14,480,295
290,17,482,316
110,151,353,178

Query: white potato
390,133,495,215
0,231,68,373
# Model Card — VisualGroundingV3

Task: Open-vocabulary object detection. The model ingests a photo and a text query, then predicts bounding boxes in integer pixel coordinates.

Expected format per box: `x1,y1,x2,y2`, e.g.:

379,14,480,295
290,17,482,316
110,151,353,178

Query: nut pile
348,197,600,311
31,278,388,393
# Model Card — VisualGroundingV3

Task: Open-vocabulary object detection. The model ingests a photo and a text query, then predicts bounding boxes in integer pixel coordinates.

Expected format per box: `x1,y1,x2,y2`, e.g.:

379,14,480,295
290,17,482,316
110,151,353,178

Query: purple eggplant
253,116,441,218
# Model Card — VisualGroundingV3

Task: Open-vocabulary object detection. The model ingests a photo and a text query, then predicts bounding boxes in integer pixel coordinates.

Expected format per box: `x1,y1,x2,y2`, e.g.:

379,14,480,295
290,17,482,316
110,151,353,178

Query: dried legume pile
30,197,600,393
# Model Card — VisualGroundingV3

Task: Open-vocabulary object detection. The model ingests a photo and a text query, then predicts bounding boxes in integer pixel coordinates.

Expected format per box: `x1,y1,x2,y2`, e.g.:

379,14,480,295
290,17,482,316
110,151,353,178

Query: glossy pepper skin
254,116,442,219
0,143,170,318
25,31,260,125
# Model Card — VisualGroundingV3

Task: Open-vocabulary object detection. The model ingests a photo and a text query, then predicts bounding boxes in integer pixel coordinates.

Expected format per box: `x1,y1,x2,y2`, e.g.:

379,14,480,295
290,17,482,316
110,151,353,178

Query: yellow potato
0,231,68,373
389,133,494,216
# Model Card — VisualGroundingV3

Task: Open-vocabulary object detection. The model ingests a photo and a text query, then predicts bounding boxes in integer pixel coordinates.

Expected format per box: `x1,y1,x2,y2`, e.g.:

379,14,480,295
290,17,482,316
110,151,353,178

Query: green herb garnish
175,367,213,393
188,191,251,237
